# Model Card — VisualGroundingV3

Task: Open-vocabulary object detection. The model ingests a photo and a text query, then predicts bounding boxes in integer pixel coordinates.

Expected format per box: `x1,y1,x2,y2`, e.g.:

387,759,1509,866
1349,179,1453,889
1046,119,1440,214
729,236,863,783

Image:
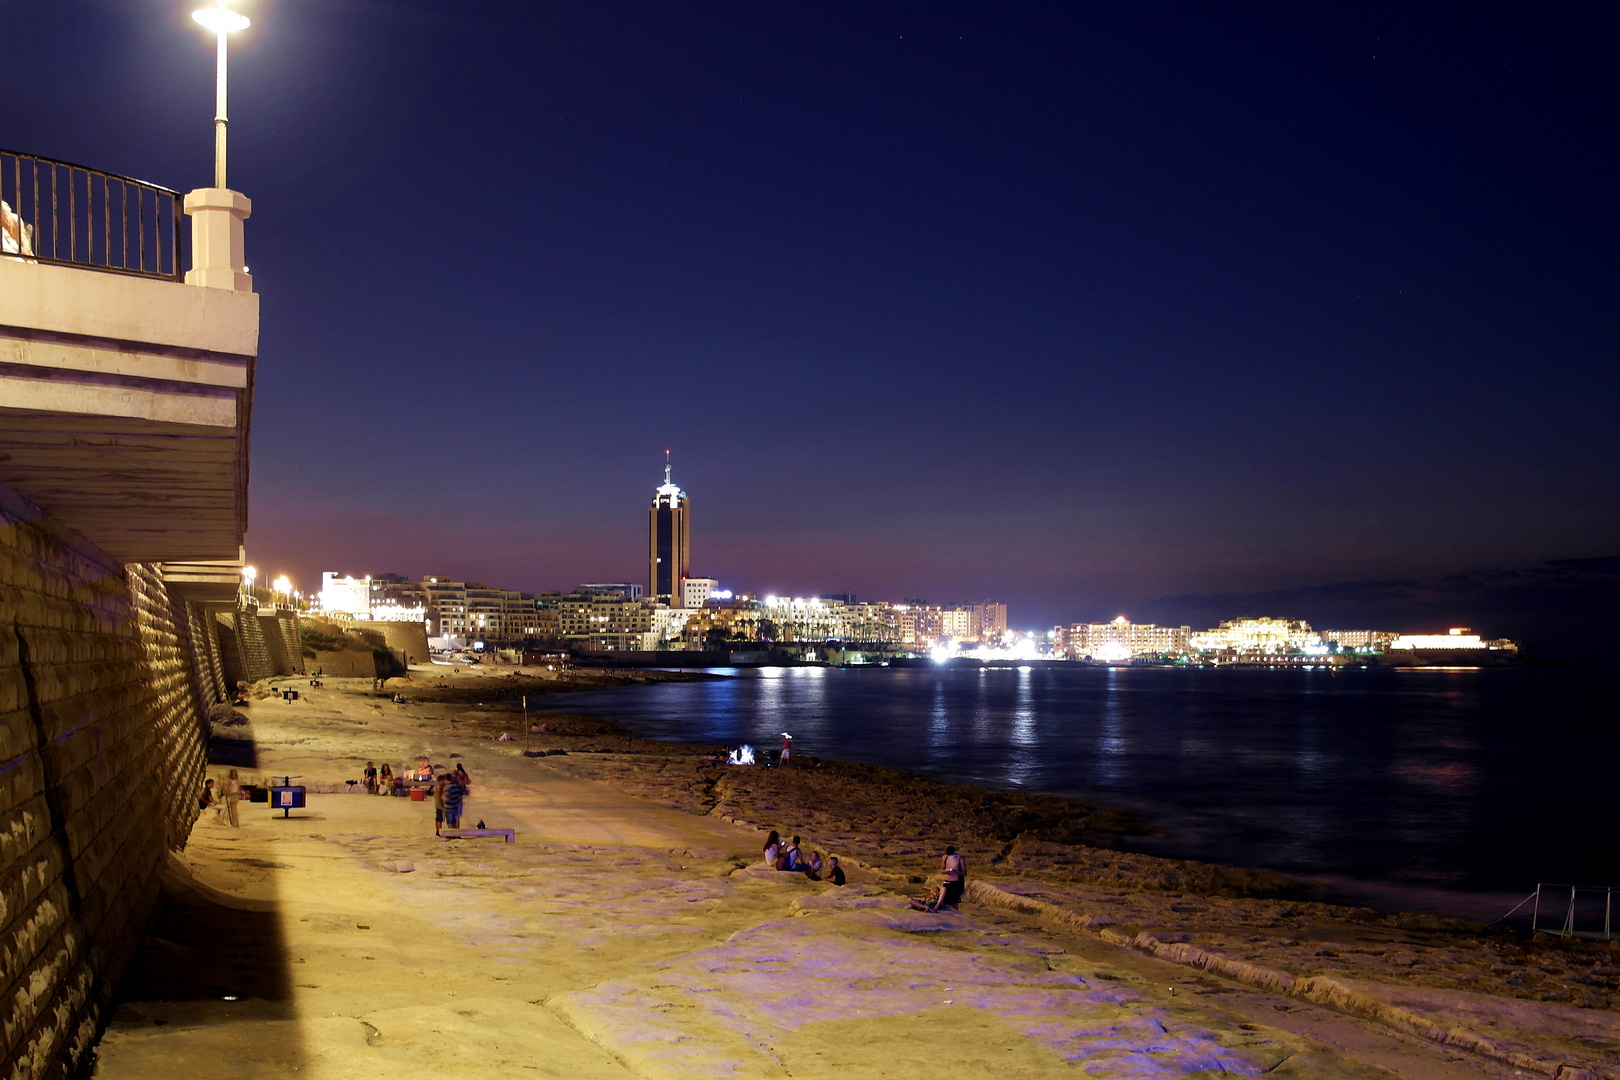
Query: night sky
7,3,1617,651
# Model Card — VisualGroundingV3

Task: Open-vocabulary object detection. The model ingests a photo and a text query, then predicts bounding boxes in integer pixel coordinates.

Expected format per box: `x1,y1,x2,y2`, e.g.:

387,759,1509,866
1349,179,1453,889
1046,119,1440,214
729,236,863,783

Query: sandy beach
91,667,1618,1079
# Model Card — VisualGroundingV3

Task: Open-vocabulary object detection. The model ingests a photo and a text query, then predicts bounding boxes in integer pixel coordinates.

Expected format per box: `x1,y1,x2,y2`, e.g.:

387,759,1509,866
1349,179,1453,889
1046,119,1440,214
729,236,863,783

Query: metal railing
1500,883,1617,941
1,149,183,281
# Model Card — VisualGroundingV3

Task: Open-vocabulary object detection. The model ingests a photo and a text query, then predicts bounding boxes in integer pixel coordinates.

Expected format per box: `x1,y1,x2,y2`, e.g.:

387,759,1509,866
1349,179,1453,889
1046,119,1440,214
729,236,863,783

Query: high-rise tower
648,453,689,604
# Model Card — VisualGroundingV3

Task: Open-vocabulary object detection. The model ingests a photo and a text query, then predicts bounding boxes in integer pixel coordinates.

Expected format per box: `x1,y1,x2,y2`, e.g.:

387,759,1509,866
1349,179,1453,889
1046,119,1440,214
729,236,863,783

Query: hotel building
1067,616,1192,660
648,459,690,605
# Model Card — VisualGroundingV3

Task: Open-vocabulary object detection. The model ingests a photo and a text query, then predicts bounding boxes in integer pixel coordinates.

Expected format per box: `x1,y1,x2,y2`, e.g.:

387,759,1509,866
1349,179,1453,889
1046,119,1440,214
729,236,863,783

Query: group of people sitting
362,761,395,794
762,830,846,885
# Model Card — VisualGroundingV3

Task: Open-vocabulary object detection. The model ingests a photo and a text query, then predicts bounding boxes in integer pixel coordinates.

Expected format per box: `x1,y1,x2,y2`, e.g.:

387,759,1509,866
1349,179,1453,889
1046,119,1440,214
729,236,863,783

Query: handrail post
1531,884,1541,934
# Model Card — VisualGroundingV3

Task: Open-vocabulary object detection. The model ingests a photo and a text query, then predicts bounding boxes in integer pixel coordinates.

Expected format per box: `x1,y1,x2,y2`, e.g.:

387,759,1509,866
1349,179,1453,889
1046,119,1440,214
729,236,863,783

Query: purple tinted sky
7,2,1617,631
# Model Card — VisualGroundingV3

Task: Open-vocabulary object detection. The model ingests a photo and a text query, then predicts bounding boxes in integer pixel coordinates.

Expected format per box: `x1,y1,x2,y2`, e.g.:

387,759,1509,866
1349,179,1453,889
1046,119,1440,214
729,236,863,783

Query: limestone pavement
91,675,1533,1079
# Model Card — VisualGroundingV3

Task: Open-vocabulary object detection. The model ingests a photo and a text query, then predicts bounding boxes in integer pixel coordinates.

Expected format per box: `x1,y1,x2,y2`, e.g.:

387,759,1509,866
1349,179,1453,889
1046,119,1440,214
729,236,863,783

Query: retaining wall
0,483,206,1080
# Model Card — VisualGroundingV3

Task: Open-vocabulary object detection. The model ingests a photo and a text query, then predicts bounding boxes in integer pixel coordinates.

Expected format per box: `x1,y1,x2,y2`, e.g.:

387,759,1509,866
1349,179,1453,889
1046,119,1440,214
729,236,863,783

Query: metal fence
1530,884,1615,941
1,149,183,281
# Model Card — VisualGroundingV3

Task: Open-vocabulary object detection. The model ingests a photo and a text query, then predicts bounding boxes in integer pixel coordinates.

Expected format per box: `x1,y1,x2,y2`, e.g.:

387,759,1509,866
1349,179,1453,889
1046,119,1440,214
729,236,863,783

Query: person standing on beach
940,845,966,908
443,773,466,832
433,774,449,836
779,733,792,765
222,769,242,828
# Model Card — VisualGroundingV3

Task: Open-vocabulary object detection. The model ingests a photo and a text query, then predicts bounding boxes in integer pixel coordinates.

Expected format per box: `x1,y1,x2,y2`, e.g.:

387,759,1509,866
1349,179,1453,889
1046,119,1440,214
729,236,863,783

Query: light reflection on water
534,665,1616,892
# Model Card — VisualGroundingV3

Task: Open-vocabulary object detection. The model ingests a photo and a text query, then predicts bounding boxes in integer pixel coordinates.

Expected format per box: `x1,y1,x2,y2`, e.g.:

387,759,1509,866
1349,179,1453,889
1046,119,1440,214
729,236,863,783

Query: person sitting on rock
827,857,846,886
778,836,804,872
804,851,824,881
762,830,781,868
909,884,948,913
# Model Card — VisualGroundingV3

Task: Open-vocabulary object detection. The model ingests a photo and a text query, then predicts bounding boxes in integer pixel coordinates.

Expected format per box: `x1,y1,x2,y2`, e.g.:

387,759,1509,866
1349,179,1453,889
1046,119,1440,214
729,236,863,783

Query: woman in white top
762,830,781,868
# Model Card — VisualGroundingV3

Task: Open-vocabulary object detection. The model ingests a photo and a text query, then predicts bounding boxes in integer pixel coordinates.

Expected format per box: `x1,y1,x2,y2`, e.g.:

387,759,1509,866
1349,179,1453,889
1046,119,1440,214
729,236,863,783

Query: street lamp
192,1,251,189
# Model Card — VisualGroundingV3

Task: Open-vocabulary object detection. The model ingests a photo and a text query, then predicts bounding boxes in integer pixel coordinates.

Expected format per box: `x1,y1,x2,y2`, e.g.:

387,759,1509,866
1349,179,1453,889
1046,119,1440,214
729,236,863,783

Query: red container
409,787,426,801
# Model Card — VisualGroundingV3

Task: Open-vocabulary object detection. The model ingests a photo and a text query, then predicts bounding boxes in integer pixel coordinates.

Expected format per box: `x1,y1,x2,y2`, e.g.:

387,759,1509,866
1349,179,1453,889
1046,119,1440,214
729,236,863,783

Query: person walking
222,769,242,828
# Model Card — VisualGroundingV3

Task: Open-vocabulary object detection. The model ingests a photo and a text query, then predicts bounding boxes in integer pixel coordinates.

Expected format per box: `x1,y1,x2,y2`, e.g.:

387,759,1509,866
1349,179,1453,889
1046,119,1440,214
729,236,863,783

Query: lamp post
192,0,251,190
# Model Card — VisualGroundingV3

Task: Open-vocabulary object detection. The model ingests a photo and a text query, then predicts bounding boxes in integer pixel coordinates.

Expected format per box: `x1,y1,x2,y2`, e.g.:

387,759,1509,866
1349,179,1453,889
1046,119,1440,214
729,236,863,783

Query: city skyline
15,3,1602,658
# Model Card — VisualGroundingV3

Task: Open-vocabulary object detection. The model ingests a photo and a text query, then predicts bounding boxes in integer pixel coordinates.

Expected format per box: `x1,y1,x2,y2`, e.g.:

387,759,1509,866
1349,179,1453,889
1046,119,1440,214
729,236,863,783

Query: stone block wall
235,605,273,683
258,611,303,677
183,602,227,712
0,484,206,1080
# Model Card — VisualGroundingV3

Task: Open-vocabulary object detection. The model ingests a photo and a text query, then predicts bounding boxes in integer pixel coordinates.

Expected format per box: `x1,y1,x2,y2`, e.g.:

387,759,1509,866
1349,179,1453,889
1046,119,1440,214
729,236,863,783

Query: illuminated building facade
1067,616,1191,660
543,589,690,650
1322,629,1400,650
416,577,552,643
648,460,690,605
1190,617,1319,654
682,577,718,609
1390,627,1517,653
319,571,370,618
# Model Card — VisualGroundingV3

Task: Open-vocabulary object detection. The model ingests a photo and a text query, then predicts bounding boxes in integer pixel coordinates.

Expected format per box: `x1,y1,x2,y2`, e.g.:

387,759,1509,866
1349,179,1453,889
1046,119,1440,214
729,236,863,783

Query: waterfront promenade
91,672,1598,1079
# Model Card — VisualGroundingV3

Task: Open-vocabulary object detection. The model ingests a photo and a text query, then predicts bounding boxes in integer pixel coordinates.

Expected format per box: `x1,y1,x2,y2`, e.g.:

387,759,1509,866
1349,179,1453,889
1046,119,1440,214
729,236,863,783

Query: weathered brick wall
0,485,206,1080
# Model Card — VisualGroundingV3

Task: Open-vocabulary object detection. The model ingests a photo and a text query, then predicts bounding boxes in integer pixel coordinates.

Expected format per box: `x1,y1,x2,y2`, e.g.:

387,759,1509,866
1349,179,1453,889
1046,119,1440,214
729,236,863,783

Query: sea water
534,665,1615,905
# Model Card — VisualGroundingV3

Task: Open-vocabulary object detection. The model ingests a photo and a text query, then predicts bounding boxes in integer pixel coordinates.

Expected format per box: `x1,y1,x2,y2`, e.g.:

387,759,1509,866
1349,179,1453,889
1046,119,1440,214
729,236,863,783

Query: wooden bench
440,828,515,842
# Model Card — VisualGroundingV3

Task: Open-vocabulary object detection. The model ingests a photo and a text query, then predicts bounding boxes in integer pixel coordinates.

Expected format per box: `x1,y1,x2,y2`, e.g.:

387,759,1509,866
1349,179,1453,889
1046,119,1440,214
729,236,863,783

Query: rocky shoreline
203,668,1620,1078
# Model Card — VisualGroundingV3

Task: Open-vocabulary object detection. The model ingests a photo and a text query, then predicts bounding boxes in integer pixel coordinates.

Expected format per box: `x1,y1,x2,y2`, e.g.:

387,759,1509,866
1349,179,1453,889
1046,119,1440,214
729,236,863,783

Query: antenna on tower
664,449,671,485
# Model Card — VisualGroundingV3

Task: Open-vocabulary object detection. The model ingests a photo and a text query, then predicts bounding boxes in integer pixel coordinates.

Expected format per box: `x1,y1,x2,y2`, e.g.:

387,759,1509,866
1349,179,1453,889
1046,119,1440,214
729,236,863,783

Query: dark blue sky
7,2,1617,637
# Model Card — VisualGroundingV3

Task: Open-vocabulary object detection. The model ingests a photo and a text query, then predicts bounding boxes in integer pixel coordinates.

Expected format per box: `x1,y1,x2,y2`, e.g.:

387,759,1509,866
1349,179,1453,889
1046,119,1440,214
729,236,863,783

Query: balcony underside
0,408,243,562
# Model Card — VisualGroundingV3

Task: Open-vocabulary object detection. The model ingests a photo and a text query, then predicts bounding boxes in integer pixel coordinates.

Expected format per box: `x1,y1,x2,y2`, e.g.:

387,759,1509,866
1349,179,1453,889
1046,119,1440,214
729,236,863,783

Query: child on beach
828,857,846,886
804,851,824,881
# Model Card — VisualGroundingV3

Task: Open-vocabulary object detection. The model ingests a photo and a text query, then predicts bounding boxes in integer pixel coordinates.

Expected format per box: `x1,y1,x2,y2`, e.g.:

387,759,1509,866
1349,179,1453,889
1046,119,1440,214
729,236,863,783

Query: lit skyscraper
648,455,690,604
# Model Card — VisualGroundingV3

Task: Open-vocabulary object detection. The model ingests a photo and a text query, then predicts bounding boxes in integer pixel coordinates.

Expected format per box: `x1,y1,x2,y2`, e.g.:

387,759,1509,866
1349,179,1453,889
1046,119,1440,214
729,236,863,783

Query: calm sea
533,665,1615,908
